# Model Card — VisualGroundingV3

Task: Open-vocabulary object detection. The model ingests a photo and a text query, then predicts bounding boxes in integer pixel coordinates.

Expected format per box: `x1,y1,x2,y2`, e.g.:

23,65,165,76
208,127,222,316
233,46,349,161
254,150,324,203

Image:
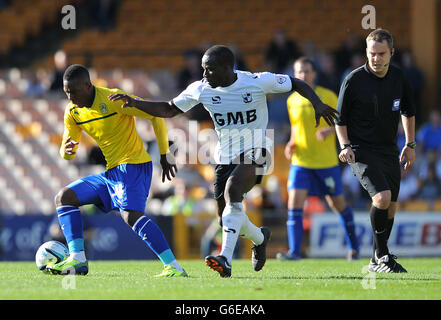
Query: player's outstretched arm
290,77,339,127
108,93,183,118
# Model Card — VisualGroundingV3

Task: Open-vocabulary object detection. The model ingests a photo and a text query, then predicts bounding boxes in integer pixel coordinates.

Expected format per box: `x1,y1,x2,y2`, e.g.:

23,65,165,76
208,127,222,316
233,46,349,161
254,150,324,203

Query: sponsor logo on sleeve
276,75,287,84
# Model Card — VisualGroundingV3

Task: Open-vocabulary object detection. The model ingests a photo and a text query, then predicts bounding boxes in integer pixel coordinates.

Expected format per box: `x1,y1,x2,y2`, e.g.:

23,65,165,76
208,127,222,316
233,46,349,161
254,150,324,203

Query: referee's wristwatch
341,144,352,150
406,141,417,149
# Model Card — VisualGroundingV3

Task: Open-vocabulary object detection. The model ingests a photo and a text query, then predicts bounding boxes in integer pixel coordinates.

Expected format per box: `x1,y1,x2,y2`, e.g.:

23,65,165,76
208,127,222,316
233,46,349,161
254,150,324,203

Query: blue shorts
287,164,343,196
67,162,153,213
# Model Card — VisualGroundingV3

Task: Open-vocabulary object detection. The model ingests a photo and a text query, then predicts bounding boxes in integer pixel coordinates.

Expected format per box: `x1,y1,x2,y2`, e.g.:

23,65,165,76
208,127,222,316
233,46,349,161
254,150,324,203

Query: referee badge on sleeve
392,99,401,111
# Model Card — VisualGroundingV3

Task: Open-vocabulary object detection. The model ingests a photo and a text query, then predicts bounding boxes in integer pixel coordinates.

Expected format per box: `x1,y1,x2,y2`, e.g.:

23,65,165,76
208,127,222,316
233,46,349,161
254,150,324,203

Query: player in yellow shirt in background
277,57,359,261
47,64,187,277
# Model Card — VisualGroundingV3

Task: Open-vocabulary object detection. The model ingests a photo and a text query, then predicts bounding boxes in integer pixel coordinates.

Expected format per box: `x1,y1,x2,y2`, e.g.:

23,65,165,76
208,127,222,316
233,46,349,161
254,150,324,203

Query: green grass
1,258,441,300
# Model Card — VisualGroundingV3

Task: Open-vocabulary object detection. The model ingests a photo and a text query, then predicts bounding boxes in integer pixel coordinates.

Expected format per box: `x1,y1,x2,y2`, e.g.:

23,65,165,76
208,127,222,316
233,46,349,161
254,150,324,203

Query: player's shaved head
63,64,91,83
204,45,235,68
63,64,94,107
202,45,237,88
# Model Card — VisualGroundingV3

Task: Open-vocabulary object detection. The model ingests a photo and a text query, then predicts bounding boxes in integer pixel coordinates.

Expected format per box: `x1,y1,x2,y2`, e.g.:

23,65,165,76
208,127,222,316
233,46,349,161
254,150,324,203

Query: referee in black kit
335,29,416,273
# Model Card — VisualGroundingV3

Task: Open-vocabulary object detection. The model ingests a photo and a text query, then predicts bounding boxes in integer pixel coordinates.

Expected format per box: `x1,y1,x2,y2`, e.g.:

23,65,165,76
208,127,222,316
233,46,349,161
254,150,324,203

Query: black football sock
370,206,389,258
386,218,394,241
372,217,394,261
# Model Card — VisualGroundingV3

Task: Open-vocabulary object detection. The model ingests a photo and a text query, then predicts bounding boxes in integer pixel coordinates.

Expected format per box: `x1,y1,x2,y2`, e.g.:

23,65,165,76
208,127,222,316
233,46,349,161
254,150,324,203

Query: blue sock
287,209,303,256
338,206,359,251
133,216,176,265
56,205,84,253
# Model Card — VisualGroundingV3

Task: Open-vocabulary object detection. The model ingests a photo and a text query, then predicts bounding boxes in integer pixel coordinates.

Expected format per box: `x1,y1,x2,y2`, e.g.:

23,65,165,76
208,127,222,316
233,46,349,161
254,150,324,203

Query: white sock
70,251,86,263
240,214,264,245
220,202,246,264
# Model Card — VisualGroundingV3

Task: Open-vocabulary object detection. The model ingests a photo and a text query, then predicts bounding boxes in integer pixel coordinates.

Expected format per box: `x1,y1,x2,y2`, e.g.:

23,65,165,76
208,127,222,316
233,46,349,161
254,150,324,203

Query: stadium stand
0,0,80,54
26,0,412,73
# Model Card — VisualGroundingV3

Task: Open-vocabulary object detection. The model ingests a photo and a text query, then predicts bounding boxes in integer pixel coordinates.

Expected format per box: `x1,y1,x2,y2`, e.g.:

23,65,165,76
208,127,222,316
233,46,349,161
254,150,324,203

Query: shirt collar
363,62,390,80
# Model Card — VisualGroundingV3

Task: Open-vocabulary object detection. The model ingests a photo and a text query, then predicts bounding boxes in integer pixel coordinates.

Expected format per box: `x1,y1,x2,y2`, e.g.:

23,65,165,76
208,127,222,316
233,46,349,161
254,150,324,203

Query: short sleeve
172,81,204,112
255,72,292,94
400,76,416,118
336,77,351,126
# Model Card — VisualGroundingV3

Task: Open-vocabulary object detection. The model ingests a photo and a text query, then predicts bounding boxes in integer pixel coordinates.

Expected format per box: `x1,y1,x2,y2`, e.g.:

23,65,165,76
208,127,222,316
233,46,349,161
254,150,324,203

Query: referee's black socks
372,217,394,259
370,206,390,258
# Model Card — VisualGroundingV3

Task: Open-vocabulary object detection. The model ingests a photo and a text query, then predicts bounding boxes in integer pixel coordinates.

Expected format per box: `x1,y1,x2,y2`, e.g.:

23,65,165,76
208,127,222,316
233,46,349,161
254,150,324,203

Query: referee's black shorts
214,148,270,202
349,148,401,202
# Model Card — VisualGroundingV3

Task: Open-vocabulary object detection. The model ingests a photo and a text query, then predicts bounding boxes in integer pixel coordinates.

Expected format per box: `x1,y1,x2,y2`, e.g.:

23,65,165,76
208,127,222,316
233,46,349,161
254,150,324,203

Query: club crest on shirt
242,92,253,103
392,99,400,111
99,103,108,114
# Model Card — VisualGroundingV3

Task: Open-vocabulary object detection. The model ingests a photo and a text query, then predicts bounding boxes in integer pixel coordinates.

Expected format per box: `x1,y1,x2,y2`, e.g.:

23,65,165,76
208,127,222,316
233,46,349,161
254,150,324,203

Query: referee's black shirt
336,62,416,156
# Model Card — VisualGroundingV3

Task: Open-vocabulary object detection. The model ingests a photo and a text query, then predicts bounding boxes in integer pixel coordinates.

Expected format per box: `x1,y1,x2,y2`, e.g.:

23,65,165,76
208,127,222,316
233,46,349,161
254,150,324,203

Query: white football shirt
172,70,292,164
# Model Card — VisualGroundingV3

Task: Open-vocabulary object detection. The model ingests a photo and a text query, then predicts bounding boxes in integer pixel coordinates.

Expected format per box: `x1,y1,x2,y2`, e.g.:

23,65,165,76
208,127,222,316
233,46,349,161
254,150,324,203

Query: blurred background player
47,64,187,277
109,45,339,277
277,57,359,261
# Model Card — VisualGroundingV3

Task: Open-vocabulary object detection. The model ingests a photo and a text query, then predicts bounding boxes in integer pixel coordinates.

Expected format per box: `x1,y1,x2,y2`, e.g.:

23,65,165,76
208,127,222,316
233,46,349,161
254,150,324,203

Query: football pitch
1,258,441,300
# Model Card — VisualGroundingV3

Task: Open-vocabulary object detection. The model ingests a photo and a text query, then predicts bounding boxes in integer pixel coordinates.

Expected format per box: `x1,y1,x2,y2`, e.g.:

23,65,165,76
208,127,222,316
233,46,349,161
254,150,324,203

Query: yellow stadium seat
404,200,430,212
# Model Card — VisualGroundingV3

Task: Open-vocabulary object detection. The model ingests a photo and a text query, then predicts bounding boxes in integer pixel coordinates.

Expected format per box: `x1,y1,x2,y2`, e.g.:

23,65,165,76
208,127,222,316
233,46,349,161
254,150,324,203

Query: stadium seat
434,200,441,211
404,200,430,212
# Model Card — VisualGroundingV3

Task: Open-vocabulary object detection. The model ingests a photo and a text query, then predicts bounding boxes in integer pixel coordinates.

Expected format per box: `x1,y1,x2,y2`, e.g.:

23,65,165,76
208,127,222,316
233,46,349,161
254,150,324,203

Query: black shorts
213,148,270,201
349,148,401,201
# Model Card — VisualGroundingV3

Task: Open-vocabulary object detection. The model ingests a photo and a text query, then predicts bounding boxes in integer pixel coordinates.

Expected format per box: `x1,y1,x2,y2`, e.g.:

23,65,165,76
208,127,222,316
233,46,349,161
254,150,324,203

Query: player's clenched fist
338,147,355,163
64,136,79,155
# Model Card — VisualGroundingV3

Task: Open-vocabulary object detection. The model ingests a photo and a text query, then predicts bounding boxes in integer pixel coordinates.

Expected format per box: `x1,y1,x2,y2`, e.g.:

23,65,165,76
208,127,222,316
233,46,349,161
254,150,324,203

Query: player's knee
329,195,346,212
121,210,144,227
54,187,79,207
372,191,391,209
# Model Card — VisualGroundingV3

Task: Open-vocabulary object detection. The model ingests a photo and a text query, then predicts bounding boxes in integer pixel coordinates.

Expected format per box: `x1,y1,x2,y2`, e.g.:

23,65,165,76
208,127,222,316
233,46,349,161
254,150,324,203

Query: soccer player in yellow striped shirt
277,57,359,261
47,65,187,277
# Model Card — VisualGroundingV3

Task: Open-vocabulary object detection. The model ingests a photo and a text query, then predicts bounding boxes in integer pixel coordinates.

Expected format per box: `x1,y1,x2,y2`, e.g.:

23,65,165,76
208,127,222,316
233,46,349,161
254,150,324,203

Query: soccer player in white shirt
109,45,338,277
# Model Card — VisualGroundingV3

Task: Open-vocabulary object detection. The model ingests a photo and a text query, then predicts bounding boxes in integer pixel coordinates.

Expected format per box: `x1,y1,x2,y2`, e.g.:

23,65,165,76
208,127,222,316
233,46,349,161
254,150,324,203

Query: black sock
370,206,389,258
386,218,394,240
372,217,394,261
